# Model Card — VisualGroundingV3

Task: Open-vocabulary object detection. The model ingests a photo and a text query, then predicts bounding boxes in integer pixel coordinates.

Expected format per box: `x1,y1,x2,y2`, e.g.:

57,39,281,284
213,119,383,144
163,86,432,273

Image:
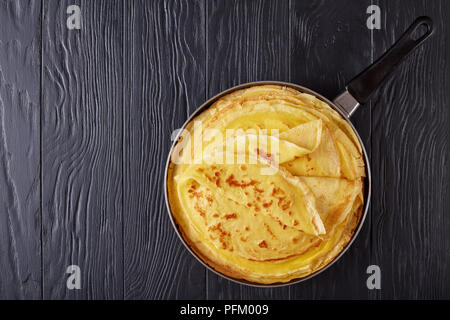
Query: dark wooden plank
123,0,207,299
42,0,123,299
0,0,42,300
289,0,373,299
205,0,291,299
370,0,450,299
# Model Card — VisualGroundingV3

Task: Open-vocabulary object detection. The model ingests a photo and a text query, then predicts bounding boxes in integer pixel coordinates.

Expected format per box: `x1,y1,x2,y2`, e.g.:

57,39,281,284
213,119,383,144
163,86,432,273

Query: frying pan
164,16,435,287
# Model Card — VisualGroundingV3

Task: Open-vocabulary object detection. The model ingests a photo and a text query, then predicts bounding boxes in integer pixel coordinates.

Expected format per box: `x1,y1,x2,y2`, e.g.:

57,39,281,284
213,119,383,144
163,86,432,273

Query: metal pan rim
163,80,372,288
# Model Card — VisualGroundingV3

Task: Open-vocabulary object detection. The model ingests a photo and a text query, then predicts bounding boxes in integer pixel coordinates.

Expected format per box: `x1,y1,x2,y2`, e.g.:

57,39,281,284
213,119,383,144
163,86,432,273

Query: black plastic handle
347,16,435,104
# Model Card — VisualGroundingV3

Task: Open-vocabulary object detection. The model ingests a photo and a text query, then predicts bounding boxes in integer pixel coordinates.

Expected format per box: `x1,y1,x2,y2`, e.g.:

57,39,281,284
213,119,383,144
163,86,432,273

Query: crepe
167,85,365,284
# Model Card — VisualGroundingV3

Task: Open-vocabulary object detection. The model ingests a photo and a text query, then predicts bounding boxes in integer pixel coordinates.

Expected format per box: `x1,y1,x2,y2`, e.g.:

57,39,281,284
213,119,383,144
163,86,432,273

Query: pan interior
165,82,371,287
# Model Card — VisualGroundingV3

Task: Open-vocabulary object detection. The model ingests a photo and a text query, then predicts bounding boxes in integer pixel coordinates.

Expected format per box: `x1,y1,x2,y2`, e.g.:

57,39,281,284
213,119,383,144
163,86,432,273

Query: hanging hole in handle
411,24,429,40
409,17,434,42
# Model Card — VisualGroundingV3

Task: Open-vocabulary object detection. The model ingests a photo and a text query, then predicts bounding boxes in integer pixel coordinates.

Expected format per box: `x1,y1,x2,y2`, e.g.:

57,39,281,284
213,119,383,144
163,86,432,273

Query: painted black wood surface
124,0,207,299
42,0,124,299
0,0,41,299
370,0,450,299
0,0,449,300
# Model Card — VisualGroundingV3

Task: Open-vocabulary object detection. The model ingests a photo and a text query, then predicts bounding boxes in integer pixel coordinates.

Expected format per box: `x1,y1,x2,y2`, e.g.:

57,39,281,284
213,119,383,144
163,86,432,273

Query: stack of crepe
167,85,365,284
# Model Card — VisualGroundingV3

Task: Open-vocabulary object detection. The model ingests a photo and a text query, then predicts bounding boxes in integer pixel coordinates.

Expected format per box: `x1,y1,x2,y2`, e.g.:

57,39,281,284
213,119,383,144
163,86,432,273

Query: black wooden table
0,0,449,300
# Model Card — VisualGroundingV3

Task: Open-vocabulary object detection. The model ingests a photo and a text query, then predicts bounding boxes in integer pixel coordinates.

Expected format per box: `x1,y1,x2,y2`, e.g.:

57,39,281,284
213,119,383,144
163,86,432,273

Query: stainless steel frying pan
164,17,434,287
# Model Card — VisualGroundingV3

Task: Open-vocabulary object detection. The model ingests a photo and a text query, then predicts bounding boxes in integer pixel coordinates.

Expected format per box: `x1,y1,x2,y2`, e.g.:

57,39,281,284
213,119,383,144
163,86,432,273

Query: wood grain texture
42,0,123,299
123,0,207,300
289,0,374,299
0,0,41,299
205,0,291,299
370,0,450,299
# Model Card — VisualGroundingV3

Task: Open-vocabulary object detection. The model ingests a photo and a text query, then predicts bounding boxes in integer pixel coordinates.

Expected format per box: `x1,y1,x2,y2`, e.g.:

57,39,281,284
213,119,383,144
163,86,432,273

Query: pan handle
333,16,434,117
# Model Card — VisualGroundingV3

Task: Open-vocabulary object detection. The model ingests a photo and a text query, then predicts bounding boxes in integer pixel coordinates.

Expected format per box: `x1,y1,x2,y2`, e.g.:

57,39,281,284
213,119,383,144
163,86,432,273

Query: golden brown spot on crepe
190,190,203,199
264,223,276,239
281,200,291,211
209,223,231,250
205,171,221,188
194,203,206,218
277,196,291,210
254,186,264,193
312,241,321,248
272,187,283,196
263,200,273,208
224,213,237,220
226,174,258,188
258,240,268,248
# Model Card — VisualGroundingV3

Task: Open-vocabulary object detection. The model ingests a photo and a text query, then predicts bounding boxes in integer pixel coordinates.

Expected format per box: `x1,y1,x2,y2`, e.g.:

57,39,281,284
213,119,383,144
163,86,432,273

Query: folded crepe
167,85,365,284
